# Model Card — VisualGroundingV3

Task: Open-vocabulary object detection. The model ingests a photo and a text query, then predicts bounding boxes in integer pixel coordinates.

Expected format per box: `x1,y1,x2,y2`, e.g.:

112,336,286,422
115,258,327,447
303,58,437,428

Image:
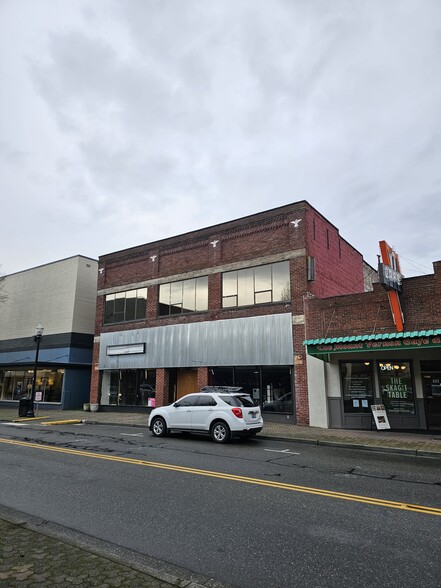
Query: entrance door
176,369,198,399
422,373,441,429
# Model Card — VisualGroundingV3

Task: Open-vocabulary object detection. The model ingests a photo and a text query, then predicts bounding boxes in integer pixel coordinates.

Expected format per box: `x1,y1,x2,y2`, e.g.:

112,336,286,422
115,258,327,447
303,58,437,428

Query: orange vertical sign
379,241,404,332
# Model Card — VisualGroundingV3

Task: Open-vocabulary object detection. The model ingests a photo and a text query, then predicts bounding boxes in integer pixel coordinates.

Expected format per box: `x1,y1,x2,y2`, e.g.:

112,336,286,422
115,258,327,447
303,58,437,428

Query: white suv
148,390,263,443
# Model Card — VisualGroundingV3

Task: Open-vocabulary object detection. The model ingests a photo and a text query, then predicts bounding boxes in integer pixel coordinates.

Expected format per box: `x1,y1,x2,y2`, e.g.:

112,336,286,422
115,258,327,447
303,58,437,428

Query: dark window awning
303,329,441,359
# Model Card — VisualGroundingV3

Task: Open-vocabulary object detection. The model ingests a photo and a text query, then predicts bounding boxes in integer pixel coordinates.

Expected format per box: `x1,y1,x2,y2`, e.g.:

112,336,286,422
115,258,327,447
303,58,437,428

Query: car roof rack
200,386,244,394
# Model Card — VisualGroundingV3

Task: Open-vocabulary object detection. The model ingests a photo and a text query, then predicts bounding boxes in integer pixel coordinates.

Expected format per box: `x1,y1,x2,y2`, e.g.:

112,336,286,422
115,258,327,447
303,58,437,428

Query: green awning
303,329,441,357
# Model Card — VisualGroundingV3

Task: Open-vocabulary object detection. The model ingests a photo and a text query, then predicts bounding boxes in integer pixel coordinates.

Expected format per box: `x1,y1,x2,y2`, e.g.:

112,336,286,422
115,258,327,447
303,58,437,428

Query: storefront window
378,361,415,415
341,361,374,413
101,369,156,406
0,369,64,402
209,366,293,413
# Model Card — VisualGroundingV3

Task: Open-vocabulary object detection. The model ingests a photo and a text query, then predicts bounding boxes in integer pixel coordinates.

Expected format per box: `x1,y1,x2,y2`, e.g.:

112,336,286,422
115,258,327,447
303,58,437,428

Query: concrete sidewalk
1,405,440,458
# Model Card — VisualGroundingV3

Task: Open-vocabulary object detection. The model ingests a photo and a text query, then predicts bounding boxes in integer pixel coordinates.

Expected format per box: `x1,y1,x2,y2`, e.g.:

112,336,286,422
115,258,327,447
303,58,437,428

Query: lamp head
35,323,44,339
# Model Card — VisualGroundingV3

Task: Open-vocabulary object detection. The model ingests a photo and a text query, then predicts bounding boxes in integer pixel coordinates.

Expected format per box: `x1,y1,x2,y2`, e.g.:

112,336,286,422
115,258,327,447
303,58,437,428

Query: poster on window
379,362,415,415
371,404,391,430
341,362,374,413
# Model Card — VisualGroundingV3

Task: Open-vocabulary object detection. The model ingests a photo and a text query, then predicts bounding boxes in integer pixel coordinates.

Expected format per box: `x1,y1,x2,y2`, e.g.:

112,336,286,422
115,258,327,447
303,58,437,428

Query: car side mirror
173,402,180,408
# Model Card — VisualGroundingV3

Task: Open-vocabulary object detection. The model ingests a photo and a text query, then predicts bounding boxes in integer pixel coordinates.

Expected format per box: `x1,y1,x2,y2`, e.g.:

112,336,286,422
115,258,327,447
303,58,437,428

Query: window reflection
209,366,293,413
102,369,156,406
159,277,208,316
104,288,147,324
0,369,64,402
222,261,290,308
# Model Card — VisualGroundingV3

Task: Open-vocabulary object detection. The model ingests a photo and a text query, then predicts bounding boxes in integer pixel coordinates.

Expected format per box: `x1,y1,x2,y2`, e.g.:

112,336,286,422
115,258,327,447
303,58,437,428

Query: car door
168,395,197,429
190,394,218,431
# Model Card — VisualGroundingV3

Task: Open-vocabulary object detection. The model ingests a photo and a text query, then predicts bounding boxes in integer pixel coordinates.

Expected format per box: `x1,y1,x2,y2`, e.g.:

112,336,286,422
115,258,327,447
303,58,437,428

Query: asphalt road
1,421,440,588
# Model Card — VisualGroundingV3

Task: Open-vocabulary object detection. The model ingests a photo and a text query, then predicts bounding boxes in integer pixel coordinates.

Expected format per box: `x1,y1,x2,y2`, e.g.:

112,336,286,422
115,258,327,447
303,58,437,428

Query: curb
0,505,226,588
258,435,441,460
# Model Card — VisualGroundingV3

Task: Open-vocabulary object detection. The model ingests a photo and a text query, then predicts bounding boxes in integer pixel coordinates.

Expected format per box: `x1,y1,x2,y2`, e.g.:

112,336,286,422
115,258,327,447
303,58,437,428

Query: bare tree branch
0,267,8,306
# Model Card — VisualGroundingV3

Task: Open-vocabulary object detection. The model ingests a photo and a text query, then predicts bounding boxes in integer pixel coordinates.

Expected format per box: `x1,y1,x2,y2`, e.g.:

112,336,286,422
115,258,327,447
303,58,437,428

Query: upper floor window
159,276,208,316
104,288,147,324
222,261,290,308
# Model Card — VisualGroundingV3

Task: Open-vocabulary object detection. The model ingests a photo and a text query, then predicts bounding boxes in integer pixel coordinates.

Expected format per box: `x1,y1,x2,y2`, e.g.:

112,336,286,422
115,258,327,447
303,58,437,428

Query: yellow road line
41,420,83,426
1,437,440,517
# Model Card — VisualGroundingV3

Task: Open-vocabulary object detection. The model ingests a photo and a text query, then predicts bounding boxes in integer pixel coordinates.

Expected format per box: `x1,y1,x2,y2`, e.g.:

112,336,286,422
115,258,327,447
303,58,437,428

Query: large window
209,366,293,413
341,361,374,413
159,277,208,316
0,368,64,403
378,361,415,415
222,261,290,308
101,369,156,406
104,288,147,324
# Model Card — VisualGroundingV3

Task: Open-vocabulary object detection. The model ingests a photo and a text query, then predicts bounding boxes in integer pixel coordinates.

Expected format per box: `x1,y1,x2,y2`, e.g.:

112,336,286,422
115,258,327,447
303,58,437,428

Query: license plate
250,413,257,419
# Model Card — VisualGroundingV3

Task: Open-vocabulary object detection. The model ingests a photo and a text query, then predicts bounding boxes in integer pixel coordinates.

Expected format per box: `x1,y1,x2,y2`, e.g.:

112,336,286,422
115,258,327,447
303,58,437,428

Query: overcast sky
1,0,440,278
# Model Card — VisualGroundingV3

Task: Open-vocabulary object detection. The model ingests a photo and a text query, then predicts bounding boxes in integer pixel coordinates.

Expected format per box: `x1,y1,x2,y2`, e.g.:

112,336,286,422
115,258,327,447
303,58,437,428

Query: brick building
303,261,441,430
90,201,374,424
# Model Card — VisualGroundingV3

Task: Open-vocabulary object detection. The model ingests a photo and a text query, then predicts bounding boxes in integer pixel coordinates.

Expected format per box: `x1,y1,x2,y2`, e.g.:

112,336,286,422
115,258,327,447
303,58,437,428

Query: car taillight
231,407,243,418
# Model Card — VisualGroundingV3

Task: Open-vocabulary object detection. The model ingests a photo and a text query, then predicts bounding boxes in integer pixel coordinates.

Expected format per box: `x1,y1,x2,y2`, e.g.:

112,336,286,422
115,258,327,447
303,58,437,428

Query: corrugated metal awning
303,329,441,346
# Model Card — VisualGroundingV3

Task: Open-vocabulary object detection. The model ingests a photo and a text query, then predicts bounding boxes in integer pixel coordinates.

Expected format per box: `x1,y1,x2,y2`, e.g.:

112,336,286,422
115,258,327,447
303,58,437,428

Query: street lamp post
27,323,44,418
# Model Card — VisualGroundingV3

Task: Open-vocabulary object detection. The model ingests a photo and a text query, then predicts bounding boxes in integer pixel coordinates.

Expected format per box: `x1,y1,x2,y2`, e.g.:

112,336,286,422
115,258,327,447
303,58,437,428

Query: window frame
221,261,290,309
104,288,147,325
158,276,208,316
340,360,374,414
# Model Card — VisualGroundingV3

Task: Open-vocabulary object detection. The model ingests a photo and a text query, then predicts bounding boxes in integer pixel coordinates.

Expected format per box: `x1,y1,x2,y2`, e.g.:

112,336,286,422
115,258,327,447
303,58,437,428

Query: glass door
422,373,441,429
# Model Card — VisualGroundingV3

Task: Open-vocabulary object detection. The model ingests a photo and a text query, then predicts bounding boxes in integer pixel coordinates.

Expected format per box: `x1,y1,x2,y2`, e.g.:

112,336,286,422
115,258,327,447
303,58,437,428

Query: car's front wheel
210,420,231,443
151,416,167,437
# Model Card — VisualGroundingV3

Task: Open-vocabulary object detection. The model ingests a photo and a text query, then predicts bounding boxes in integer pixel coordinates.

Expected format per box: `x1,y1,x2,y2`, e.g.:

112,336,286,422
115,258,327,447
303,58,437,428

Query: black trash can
18,397,31,417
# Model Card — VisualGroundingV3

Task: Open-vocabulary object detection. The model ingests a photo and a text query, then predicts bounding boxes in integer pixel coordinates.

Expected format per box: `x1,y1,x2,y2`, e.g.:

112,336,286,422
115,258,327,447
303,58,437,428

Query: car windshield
219,394,256,407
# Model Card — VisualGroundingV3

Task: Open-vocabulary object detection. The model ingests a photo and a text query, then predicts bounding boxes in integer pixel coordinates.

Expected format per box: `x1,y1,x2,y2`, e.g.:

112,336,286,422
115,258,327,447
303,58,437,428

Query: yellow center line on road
1,437,440,517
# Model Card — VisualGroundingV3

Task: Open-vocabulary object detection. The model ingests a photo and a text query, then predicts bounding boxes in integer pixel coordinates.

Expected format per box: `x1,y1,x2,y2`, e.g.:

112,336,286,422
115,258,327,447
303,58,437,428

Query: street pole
26,323,44,418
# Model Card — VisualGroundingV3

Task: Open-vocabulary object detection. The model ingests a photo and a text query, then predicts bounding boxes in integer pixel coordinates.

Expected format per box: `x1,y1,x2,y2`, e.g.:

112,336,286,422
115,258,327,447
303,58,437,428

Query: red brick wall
197,368,209,390
90,342,100,403
92,201,368,424
305,263,441,340
305,208,364,297
155,369,168,407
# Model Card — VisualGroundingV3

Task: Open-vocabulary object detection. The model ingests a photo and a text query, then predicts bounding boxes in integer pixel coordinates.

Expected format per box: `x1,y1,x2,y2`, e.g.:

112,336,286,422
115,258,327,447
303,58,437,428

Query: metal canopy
304,328,441,346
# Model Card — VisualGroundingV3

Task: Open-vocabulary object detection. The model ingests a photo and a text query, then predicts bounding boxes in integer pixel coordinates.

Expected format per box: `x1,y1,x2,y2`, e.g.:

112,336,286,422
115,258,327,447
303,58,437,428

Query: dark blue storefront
0,332,93,410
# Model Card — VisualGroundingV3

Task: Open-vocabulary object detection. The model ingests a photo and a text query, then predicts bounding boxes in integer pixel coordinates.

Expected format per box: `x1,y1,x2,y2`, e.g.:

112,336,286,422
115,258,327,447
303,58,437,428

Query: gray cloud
1,0,440,276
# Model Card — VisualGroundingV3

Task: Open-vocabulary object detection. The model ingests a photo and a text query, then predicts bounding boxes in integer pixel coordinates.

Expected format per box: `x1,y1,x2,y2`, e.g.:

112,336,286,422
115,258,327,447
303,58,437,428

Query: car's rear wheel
210,420,231,443
151,416,167,437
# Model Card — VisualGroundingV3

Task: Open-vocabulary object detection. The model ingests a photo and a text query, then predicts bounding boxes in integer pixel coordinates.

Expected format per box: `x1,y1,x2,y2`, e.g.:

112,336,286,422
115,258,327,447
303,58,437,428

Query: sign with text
379,240,404,331
371,404,391,430
107,343,145,356
378,263,403,292
306,335,441,355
